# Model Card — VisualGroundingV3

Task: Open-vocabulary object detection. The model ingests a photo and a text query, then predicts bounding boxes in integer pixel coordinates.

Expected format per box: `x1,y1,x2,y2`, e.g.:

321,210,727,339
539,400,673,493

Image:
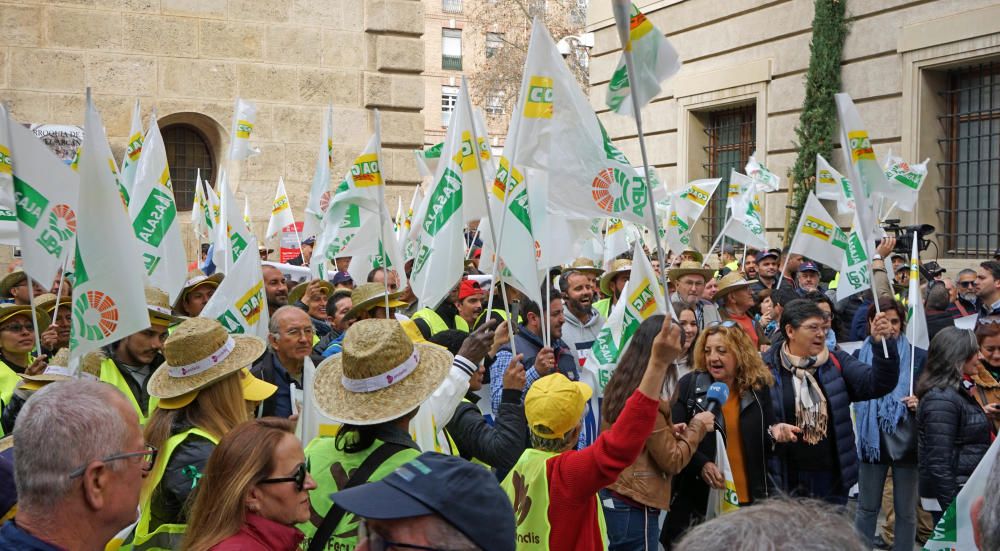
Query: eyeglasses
358,520,456,551
259,459,310,492
797,323,826,334
959,281,976,288
281,327,315,339
1,323,33,334
68,445,158,478
706,320,739,329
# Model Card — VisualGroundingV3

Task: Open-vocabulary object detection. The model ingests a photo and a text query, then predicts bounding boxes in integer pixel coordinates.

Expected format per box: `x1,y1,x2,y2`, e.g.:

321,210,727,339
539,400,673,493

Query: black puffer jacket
149,422,217,530
917,386,991,511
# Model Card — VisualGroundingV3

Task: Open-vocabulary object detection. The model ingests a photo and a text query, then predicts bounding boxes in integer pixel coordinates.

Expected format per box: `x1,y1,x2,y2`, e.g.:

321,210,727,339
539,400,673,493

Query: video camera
877,220,935,254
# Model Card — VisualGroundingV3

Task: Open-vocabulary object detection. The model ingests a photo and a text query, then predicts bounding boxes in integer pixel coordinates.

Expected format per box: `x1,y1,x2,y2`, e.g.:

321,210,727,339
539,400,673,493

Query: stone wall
0,0,425,263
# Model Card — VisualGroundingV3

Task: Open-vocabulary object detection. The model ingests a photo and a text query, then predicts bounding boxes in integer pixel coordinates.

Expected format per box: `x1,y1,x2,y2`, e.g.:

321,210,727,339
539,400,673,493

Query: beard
961,292,977,303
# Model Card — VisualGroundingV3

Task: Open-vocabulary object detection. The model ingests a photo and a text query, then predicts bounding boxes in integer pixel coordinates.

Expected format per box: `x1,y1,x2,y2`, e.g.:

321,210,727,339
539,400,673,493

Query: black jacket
251,349,295,419
150,421,216,530
446,391,527,479
103,346,164,415
663,372,777,546
917,386,991,511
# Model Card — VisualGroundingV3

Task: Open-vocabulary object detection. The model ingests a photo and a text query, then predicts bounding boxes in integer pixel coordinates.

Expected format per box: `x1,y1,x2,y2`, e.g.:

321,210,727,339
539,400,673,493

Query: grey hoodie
561,306,606,362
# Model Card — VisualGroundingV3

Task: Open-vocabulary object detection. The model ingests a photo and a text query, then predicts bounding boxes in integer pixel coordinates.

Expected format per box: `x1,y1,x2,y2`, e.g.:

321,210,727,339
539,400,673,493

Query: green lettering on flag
0,208,14,221
73,243,88,286
600,123,629,165
845,232,867,265
340,204,361,228
13,176,48,229
142,253,161,275
422,167,463,237
230,232,248,263
131,188,176,247
216,310,244,334
508,187,533,233
424,142,443,159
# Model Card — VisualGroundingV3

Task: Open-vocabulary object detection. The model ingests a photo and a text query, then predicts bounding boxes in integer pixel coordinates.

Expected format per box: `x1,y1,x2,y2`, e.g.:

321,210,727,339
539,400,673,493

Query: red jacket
545,390,659,551
209,513,304,551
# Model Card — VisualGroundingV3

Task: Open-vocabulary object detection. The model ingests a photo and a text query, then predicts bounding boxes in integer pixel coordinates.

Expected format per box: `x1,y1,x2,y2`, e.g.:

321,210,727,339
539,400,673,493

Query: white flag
719,183,768,250
414,143,443,180
400,187,423,262
674,178,722,223
726,171,754,220
8,113,79,287
243,195,253,235
129,113,187,303
201,235,269,339
836,212,872,302
0,206,18,246
787,193,848,270
603,219,632,268
228,98,260,161
295,357,340,444
924,437,1000,550
606,1,681,116
744,152,780,192
0,105,17,209
302,105,333,239
451,79,491,223
515,19,650,228
835,93,891,239
70,93,149,363
212,172,254,271
118,99,143,207
815,154,855,215
905,232,929,350
266,177,295,240
883,151,928,213
191,169,210,241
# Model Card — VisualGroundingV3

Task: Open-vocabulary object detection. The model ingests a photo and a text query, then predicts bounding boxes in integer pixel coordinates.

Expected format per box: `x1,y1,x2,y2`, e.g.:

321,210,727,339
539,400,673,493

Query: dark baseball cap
331,452,515,551
798,261,820,273
302,236,316,246
755,250,778,263
330,271,353,285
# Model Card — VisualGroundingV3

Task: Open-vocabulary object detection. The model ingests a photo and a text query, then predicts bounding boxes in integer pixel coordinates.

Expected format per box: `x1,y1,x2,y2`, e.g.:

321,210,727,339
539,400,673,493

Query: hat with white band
146,286,181,326
173,270,224,315
313,319,453,425
147,317,267,400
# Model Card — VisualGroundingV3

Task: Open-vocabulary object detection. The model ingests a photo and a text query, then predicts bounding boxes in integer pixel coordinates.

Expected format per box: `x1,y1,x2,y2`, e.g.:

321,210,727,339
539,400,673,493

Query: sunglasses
1,323,34,334
706,320,739,329
959,281,976,288
259,459,310,492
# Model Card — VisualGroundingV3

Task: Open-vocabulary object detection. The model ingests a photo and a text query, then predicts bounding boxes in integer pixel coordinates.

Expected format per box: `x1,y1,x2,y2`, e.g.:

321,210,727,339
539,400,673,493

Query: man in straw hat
303,318,494,549
97,286,180,425
34,293,71,356
332,452,516,551
559,269,605,363
0,380,150,550
0,270,46,306
669,261,722,330
289,278,335,340
564,258,603,300
594,259,631,320
501,317,690,551
252,305,316,418
347,282,409,322
716,271,768,350
173,270,223,317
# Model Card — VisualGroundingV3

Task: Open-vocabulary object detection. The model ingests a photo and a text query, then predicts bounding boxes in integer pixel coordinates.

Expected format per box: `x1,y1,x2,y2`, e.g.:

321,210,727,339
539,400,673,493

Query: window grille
442,0,462,14
163,124,214,212
442,29,463,71
486,32,503,58
702,104,756,248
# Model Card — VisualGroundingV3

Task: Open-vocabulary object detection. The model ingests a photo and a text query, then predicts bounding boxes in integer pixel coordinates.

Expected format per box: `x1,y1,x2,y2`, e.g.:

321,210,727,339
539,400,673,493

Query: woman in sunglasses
662,320,799,547
0,303,50,417
182,417,316,550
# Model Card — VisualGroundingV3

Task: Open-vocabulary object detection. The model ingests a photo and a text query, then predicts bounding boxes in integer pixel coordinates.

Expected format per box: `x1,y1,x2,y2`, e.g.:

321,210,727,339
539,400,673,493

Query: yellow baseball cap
524,373,593,439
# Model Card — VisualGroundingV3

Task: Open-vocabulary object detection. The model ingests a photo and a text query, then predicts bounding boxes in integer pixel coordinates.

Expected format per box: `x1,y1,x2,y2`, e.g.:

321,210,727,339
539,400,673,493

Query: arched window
163,124,215,212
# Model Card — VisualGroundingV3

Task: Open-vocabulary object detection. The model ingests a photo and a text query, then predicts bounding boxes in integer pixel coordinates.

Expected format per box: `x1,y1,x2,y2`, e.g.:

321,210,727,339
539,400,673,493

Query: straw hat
0,303,50,333
713,272,757,300
0,270,27,298
147,317,267,401
679,249,705,263
288,279,335,306
173,270,224,311
32,293,71,315
313,319,453,425
667,261,715,283
599,259,632,297
347,282,408,319
563,258,603,277
145,286,181,327
19,348,74,391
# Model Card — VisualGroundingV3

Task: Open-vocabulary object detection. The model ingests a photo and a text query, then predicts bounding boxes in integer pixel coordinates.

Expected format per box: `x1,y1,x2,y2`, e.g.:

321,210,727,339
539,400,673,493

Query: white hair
14,381,130,512
269,305,309,336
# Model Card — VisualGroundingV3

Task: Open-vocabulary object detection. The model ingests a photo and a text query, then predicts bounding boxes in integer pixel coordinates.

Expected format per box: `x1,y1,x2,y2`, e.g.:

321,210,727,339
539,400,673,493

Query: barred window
441,86,459,127
442,29,462,71
938,62,1000,257
163,124,214,212
703,104,756,248
442,0,462,13
486,91,505,115
486,32,503,58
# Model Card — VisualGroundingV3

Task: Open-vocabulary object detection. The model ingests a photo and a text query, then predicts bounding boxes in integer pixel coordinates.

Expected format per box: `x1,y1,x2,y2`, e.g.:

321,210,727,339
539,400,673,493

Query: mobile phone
509,301,521,335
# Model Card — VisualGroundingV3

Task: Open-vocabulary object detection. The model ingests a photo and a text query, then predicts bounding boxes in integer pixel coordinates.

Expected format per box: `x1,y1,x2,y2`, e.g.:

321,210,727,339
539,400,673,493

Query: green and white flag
0,206,17,246
266,177,295,240
835,93,891,237
720,182,768,250
205,174,221,231
130,112,186,302
400,186,423,262
8,108,79,287
606,1,681,116
414,142,443,179
201,233,269,339
924,436,999,550
243,195,253,235
815,154,855,215
191,169,211,241
603,218,634,267
211,172,253,272
744,152,780,193
905,232,929,350
228,98,260,161
302,105,333,239
788,193,848,270
835,212,872,302
118,99,143,207
0,105,16,209
71,93,149,364
674,178,721,224
515,19,650,228
582,242,665,396
452,79,492,223
883,151,928,213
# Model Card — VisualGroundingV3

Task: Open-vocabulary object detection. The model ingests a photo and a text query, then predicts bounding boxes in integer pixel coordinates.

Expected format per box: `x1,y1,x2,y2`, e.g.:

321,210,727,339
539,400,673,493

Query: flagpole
611,0,675,320
291,222,305,264
26,276,42,355
704,225,727,268
50,252,71,324
908,229,918,393
462,76,516,353
465,226,480,260
372,110,391,315
775,254,790,290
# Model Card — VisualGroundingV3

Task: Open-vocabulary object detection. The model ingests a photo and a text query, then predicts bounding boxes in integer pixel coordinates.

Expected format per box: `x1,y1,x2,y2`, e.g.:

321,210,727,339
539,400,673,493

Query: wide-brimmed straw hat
713,272,757,300
147,317,267,402
668,261,715,283
313,319,453,425
20,348,74,391
563,258,603,277
679,248,705,263
347,282,408,319
0,303,50,333
0,270,27,298
173,271,224,312
32,293,71,315
145,286,181,327
288,279,335,306
599,259,632,297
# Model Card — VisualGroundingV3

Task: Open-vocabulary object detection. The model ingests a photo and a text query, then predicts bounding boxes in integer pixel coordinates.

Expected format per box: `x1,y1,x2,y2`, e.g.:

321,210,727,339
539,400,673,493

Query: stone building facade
0,0,425,260
588,0,1000,266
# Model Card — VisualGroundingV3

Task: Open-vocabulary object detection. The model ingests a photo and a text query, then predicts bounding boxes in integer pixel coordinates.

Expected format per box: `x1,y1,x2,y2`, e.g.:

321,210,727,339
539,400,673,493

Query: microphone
704,382,730,417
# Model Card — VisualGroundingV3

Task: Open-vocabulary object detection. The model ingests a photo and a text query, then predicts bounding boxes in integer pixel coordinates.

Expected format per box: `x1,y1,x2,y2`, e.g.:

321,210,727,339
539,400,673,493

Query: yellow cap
524,373,593,439
241,368,276,402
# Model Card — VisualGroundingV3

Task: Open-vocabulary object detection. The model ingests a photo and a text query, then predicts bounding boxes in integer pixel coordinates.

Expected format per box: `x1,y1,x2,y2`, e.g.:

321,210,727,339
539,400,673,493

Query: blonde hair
692,325,774,392
182,418,296,551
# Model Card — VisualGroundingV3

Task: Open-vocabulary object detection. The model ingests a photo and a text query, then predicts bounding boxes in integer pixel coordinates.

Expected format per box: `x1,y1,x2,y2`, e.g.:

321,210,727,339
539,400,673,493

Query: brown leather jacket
604,399,709,510
970,364,1000,432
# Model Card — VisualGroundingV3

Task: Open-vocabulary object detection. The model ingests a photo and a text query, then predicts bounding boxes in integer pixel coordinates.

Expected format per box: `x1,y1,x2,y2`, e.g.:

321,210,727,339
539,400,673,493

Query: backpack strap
829,351,842,372
307,442,409,551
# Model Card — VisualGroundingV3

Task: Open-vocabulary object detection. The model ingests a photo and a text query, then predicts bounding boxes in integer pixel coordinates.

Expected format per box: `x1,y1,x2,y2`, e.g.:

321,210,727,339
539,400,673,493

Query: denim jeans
855,463,918,551
600,489,660,551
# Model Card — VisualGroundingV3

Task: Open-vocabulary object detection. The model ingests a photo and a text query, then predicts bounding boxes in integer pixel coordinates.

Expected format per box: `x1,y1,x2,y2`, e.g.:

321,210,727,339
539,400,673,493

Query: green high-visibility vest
593,298,611,319
412,308,469,335
501,448,607,550
99,358,158,425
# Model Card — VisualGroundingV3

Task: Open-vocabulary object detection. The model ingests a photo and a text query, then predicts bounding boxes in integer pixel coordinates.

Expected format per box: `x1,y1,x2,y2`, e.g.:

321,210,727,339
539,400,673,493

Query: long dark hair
602,315,664,424
916,327,978,398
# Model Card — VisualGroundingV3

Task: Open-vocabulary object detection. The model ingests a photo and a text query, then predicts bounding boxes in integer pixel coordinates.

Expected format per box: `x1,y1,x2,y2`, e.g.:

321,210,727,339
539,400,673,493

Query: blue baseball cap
330,271,353,285
798,261,821,273
331,452,515,551
755,250,778,263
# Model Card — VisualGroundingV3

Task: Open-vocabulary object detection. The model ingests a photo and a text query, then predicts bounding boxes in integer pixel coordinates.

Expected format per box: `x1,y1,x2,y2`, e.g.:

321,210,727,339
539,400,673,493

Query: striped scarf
779,344,829,444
